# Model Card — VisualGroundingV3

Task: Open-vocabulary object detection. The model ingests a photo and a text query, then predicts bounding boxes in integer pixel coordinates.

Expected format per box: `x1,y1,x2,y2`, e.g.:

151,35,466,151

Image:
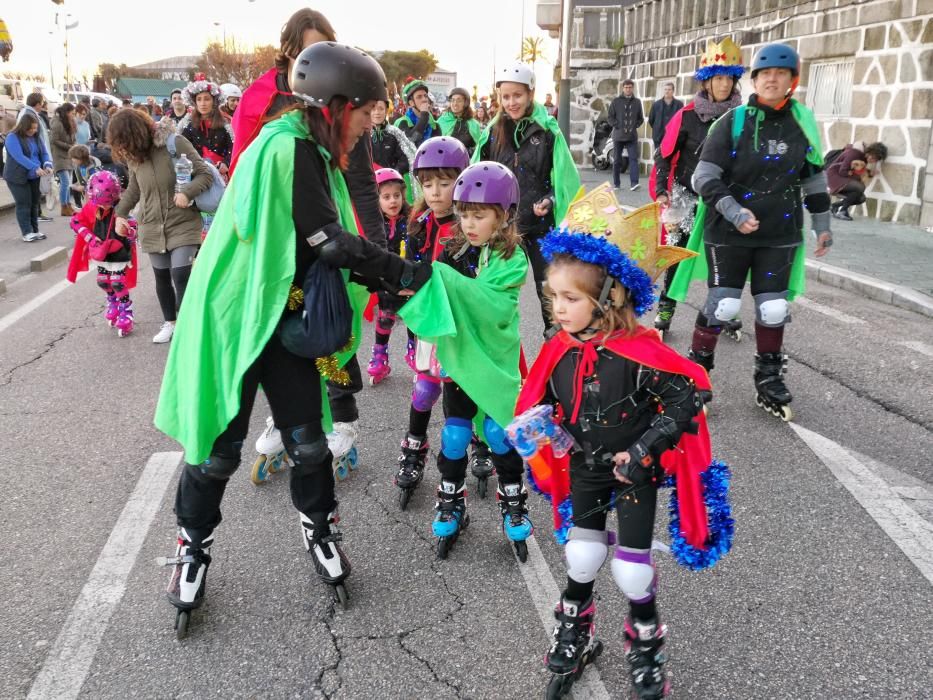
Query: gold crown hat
696,36,746,81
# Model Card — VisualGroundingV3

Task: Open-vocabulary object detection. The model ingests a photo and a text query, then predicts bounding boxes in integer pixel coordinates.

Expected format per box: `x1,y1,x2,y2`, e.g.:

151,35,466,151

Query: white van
0,78,63,116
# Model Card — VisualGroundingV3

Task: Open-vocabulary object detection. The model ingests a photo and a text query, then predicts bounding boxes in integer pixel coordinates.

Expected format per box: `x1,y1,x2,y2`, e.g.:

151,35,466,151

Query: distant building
130,56,199,82
115,77,186,102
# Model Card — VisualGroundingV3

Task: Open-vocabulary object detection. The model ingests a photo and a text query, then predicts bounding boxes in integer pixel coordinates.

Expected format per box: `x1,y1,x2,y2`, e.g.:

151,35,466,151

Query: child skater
67,170,138,337
400,161,533,559
367,167,412,385
393,136,469,504
513,188,732,698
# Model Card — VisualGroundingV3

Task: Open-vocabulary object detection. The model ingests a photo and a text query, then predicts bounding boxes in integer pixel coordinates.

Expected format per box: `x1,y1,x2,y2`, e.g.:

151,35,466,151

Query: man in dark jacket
607,79,644,191
648,83,683,150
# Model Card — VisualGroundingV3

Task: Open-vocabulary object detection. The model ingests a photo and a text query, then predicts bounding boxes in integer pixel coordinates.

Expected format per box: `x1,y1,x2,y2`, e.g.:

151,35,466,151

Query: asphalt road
1,229,932,699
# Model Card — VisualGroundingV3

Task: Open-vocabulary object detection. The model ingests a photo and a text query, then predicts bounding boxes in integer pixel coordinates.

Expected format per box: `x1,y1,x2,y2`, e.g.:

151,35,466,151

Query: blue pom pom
666,460,734,570
539,230,657,317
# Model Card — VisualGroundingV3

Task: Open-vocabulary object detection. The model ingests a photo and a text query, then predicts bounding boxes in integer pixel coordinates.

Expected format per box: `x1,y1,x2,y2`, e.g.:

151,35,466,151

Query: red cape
515,325,712,548
230,68,290,176
66,203,138,288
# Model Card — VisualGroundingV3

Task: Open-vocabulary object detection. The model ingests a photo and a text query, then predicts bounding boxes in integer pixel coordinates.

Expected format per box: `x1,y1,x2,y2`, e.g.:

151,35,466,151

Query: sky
2,0,560,99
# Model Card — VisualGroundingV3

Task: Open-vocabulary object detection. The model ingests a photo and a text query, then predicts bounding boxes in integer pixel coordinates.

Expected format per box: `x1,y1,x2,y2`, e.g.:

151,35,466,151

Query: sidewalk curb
805,259,933,319
30,246,69,273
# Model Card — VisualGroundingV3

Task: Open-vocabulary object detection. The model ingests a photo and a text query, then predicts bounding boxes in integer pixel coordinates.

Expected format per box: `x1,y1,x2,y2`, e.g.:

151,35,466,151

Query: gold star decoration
563,183,697,282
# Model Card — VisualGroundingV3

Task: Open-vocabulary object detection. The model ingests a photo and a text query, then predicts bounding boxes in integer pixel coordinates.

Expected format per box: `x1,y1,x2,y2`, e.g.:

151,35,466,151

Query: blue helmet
751,43,800,78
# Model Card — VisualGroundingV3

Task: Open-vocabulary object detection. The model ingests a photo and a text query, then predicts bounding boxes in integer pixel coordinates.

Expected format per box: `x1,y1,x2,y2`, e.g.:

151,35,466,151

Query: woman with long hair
3,112,52,242
177,76,234,179
50,102,77,215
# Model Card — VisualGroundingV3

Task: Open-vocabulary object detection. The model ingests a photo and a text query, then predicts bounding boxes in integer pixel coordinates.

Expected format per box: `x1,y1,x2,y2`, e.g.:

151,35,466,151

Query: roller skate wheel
368,376,377,386
777,404,793,421
334,584,349,610
117,328,128,337
174,609,190,640
477,477,487,499
267,452,288,474
436,537,451,560
398,488,412,511
347,447,359,470
250,455,270,485
729,328,743,342
513,539,528,563
335,461,349,480
545,673,573,700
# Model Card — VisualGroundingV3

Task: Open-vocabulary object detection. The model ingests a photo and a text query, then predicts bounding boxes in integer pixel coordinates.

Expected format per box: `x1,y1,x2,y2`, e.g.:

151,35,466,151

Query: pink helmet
375,167,405,187
87,170,122,208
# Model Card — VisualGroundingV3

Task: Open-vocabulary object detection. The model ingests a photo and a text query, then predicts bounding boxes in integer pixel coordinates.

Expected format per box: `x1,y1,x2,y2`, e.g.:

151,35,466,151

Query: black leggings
835,181,866,209
703,242,796,294
174,332,331,543
150,246,199,322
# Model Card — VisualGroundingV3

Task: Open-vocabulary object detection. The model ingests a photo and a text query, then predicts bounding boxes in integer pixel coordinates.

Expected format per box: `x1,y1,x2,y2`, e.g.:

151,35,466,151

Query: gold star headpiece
562,184,697,282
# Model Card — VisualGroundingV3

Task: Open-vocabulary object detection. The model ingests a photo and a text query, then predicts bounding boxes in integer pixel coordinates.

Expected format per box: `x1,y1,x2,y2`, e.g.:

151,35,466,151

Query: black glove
398,259,432,293
612,442,656,486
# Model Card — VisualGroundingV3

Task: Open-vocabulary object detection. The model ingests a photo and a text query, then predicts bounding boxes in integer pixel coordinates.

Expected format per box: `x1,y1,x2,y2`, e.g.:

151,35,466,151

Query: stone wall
565,0,933,226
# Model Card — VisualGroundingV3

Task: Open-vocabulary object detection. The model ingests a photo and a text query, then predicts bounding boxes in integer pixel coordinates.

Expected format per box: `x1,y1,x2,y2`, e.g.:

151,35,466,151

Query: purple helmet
87,170,122,208
453,161,520,211
412,136,470,173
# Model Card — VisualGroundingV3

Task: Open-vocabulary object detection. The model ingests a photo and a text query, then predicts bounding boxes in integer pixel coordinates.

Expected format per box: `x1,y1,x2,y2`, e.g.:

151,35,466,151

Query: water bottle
174,154,192,193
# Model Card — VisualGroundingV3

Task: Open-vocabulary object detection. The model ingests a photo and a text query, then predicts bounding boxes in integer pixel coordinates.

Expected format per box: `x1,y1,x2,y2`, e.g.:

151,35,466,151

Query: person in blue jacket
3,112,53,242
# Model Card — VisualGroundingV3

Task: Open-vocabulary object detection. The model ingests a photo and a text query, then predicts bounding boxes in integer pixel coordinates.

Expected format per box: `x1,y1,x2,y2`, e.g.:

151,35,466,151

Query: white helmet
220,83,242,100
496,63,536,91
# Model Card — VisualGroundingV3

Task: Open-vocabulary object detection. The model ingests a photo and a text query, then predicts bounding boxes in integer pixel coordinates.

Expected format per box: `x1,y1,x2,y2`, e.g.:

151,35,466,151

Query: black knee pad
193,454,239,481
281,424,330,473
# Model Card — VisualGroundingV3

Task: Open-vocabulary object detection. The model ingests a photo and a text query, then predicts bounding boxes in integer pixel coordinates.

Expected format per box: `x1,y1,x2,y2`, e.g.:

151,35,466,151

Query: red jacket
66,203,138,288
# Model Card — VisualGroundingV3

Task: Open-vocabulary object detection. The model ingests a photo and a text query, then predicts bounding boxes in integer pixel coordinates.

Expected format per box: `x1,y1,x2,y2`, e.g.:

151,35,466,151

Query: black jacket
371,124,410,175
697,96,826,248
479,118,556,238
648,97,684,146
654,106,709,197
607,95,644,143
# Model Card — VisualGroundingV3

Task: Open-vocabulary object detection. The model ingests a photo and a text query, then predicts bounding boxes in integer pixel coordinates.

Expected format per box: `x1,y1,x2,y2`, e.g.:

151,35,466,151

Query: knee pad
281,424,330,471
109,271,128,296
754,292,790,327
482,415,510,454
376,308,398,332
441,418,473,460
702,287,742,324
610,548,657,603
195,452,240,481
97,272,113,294
411,374,442,412
564,528,610,584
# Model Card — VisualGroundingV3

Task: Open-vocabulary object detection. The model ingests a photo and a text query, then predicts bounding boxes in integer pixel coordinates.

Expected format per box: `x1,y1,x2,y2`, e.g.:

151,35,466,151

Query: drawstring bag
87,216,124,261
279,258,352,359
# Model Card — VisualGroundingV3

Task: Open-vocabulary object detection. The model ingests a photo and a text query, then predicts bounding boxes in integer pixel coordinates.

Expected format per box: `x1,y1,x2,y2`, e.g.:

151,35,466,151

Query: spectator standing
648,82,683,151
74,103,92,145
50,103,77,215
3,112,52,241
607,79,644,191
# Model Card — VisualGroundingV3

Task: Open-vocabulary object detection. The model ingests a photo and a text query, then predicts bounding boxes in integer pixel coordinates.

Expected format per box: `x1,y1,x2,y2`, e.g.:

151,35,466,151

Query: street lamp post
558,0,572,138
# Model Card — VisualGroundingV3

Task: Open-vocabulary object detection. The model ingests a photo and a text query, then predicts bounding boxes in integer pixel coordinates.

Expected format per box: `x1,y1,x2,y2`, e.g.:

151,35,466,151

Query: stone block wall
565,0,933,226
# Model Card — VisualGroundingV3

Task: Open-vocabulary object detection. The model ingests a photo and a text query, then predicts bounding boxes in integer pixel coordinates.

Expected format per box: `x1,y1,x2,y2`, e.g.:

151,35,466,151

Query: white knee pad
610,548,656,602
755,294,790,327
703,287,743,324
564,528,610,584
713,296,742,322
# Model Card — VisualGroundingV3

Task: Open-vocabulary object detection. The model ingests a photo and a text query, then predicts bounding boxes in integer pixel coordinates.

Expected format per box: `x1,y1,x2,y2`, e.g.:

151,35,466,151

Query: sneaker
630,183,641,191
832,209,853,221
33,231,47,240
21,232,40,242
38,215,53,223
152,321,176,344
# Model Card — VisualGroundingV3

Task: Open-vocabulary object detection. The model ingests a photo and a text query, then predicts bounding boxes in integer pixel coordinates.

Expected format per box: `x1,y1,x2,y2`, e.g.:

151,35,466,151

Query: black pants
326,354,362,423
8,179,40,236
569,465,658,550
703,242,796,294
522,233,550,330
174,332,332,545
438,380,524,485
834,181,866,209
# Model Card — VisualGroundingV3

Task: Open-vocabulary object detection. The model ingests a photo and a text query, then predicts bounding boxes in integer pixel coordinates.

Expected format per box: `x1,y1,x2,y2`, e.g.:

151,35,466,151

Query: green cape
437,112,482,146
668,100,823,303
399,246,528,428
155,110,367,464
473,102,581,226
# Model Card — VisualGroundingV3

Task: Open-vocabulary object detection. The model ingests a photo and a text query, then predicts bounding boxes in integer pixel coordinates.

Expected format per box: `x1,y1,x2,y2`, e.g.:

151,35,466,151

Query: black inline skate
300,511,351,610
653,299,676,339
624,616,670,699
396,433,428,510
160,528,213,640
497,482,532,562
722,318,743,342
754,351,793,421
469,439,495,499
545,595,603,699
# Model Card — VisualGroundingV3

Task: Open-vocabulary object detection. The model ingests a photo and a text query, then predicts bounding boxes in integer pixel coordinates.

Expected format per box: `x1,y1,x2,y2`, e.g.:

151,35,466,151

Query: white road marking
27,451,182,700
790,424,933,588
896,341,933,359
795,296,866,325
0,271,88,335
516,536,611,700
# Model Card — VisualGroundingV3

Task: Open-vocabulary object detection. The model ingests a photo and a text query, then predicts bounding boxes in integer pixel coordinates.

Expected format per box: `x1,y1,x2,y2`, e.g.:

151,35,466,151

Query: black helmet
448,86,470,101
291,42,387,108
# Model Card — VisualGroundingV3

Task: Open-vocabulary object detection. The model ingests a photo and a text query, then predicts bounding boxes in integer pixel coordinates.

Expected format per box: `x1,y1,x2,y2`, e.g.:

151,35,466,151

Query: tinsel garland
694,64,746,82
315,334,355,386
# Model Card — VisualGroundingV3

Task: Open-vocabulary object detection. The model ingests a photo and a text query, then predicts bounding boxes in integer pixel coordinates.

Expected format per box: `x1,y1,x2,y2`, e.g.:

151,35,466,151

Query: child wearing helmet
400,161,535,559
367,167,412,386
392,135,470,504
67,170,139,337
667,41,833,421
475,62,580,330
177,75,235,178
514,187,732,699
219,84,242,120
393,78,439,147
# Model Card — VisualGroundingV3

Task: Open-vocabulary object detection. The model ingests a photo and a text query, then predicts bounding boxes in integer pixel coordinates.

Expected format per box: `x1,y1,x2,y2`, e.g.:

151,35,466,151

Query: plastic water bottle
174,154,192,193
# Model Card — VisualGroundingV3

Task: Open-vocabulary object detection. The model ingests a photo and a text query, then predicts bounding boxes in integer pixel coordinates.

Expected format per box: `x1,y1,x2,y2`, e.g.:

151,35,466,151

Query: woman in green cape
437,87,482,155
155,42,429,628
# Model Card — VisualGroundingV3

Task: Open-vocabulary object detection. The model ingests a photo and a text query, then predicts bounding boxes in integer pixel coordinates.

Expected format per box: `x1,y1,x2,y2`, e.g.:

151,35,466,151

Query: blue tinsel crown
539,229,657,317
695,64,747,82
